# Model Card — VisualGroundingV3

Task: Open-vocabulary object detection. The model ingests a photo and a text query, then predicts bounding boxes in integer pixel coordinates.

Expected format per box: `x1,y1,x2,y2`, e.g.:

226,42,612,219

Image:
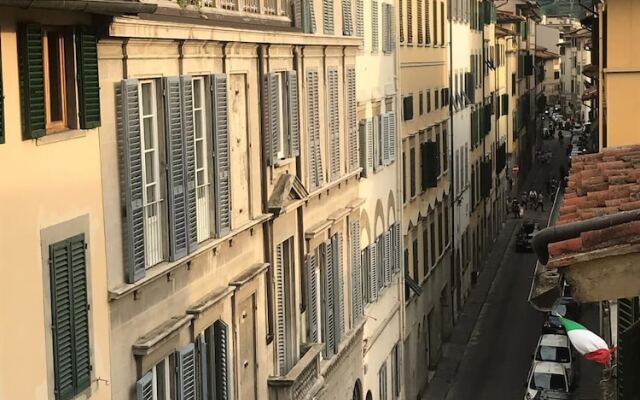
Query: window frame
193,77,212,243
42,26,70,133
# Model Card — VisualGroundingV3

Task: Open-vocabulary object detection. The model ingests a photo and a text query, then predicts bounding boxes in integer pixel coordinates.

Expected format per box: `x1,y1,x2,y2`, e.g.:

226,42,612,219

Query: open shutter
136,372,154,400
211,74,231,237
381,113,390,165
323,240,336,357
394,223,401,273
70,235,91,393
163,76,188,261
346,66,358,172
355,0,364,37
350,220,363,323
372,0,379,52
116,79,146,283
213,320,230,400
275,243,287,373
384,230,391,285
368,243,378,302
76,26,101,129
388,112,396,162
18,23,45,139
177,343,197,400
358,120,368,177
307,70,324,190
196,335,208,400
286,71,300,157
327,68,341,181
342,0,353,35
323,0,334,34
180,76,198,253
263,73,280,165
302,0,317,33
306,253,320,342
332,233,345,343
381,4,388,52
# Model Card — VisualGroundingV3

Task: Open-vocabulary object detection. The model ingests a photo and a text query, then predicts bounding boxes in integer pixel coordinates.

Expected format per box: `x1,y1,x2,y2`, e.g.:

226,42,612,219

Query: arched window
365,390,373,400
352,379,363,400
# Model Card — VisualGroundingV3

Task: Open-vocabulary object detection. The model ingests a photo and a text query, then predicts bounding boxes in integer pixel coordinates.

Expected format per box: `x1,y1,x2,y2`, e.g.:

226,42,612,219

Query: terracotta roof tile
549,144,640,261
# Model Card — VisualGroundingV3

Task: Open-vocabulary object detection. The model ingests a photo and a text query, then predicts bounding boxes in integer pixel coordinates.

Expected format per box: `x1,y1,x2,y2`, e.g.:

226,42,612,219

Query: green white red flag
560,317,615,365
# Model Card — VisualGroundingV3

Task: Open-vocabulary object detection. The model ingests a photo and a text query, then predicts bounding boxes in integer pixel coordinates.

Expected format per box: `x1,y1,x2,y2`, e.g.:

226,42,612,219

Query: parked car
534,334,575,387
524,361,570,400
542,297,582,334
516,221,540,252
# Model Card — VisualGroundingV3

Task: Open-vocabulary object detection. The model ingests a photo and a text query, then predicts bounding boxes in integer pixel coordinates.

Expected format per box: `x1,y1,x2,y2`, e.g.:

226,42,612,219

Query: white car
534,334,575,386
524,361,570,400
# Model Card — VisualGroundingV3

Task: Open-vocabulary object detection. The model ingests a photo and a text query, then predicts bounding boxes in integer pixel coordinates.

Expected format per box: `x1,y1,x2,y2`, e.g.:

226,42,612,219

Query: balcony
268,344,324,400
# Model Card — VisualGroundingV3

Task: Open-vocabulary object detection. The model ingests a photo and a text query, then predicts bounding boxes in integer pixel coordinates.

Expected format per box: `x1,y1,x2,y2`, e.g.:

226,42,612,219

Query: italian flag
560,317,616,365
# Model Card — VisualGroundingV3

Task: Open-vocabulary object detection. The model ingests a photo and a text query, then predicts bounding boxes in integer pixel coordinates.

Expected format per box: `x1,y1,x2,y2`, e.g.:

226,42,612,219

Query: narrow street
424,128,601,400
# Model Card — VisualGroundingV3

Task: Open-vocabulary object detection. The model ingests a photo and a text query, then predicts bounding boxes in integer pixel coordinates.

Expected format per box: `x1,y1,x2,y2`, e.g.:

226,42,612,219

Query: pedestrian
536,193,544,212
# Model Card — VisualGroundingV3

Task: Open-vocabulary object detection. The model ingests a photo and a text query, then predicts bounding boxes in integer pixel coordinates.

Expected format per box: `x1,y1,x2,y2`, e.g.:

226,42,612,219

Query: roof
547,145,640,267
534,361,566,374
540,334,569,347
497,11,526,23
536,48,560,60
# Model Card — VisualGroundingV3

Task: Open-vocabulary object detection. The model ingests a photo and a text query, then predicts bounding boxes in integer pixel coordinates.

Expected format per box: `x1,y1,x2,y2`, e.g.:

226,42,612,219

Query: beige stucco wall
0,8,111,400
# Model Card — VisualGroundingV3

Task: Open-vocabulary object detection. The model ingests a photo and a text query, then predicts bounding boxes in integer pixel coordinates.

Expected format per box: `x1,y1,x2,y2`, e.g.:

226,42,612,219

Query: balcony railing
175,0,291,18
268,344,323,400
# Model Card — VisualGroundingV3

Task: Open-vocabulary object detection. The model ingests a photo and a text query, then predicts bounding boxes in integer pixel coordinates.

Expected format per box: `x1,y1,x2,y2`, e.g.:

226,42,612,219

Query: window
320,234,345,358
18,24,101,139
402,145,407,203
432,0,438,45
440,2,445,45
422,224,429,275
417,0,423,44
264,71,300,164
378,362,388,400
429,217,436,267
412,236,419,281
407,0,413,44
441,124,448,172
372,0,379,52
419,92,424,115
410,143,416,197
434,88,439,109
399,0,404,43
49,234,91,400
140,80,166,267
193,78,212,242
444,204,449,246
391,344,400,397
276,238,296,371
144,354,177,400
426,90,432,112
403,95,414,121
437,207,443,256
435,127,441,177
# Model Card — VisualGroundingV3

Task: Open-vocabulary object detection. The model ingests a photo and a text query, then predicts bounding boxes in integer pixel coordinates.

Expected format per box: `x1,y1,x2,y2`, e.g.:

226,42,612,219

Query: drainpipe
531,208,640,265
448,2,457,321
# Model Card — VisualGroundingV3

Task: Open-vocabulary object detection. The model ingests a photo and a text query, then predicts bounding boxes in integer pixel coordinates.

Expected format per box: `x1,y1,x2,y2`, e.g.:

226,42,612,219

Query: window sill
108,213,272,301
306,168,362,201
274,157,296,169
36,129,86,146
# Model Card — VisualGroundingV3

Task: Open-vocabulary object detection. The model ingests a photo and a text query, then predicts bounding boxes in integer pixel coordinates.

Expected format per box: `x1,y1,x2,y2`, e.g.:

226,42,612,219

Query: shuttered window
327,68,341,181
193,78,212,242
429,218,436,266
366,243,378,302
432,0,437,46
422,224,429,275
372,0,379,52
323,0,334,34
211,74,232,237
412,237,419,282
275,241,290,373
356,0,364,37
350,220,363,323
417,0,423,44
342,0,354,35
302,0,317,33
307,253,320,342
388,112,396,162
407,0,413,44
76,26,101,129
346,67,359,172
425,0,431,45
359,118,374,176
391,344,400,397
410,145,416,197
321,235,344,357
49,234,91,400
398,0,404,43
421,141,438,189
306,70,324,190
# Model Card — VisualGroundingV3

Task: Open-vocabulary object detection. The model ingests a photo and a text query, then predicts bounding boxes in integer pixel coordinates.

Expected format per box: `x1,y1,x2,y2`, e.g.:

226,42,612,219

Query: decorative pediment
268,174,309,215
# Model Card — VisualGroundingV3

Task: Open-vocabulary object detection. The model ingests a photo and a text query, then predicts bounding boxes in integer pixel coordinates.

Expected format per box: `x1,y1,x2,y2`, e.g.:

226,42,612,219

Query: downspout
531,209,640,265
448,2,457,321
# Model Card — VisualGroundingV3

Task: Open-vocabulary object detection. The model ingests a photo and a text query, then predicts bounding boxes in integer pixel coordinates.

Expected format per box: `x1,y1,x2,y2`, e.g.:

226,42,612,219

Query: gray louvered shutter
177,343,197,400
323,240,336,357
213,320,230,400
164,77,188,261
350,220,363,323
327,68,341,181
263,73,280,165
333,233,345,343
381,4,388,52
394,223,401,273
384,230,391,285
307,70,324,190
356,0,364,37
136,372,153,400
323,0,335,34
376,236,384,290
381,113,390,165
303,0,317,33
346,66,358,172
117,79,146,283
343,0,354,35
286,71,300,157
368,243,378,301
306,253,320,342
372,0,379,52
211,74,231,237
359,119,373,177
389,5,396,50
180,76,198,253
197,334,208,400
275,243,287,373
388,112,396,162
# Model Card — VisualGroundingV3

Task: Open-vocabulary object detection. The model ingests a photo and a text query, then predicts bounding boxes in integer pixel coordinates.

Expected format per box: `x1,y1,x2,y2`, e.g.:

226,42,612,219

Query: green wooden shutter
342,0,354,35
211,74,231,237
368,243,378,302
18,23,45,139
323,0,334,34
213,320,230,400
49,234,90,400
303,0,317,33
136,372,154,400
306,70,324,190
76,26,101,129
355,0,364,37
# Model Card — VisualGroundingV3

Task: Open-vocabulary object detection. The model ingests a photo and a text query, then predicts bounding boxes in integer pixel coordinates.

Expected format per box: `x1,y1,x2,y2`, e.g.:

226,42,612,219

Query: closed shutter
136,372,153,400
356,0,364,37
213,320,230,400
332,233,345,343
116,79,146,283
18,23,45,139
358,120,369,177
306,70,324,190
388,112,396,162
346,66,359,172
382,4,389,52
372,0,379,52
286,70,300,157
196,334,208,400
263,73,280,165
327,68,341,181
425,0,431,44
417,0,423,44
76,26,101,129
211,74,231,237
306,253,320,342
323,0,334,34
323,240,336,356
163,77,188,261
177,343,197,400
275,243,287,373
49,234,91,399
303,0,317,33
381,113,390,165
350,220,363,323
376,236,384,290
407,0,413,44
180,76,198,253
368,243,378,301
394,223,401,273
343,0,354,35
384,230,391,285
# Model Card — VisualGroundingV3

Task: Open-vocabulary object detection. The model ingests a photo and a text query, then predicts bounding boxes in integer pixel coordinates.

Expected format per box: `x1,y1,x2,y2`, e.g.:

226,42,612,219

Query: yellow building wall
0,8,111,400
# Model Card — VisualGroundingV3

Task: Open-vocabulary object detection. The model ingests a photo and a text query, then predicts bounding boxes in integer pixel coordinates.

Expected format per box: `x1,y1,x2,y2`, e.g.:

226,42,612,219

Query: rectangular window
433,0,438,45
441,124,448,172
417,0,423,44
412,236,419,281
440,2,445,45
403,95,414,121
444,204,449,246
43,27,69,132
402,145,407,203
149,355,176,400
140,80,166,267
434,88,439,109
435,127,441,177
372,0,379,52
193,78,212,242
419,92,424,115
410,144,416,197
426,90,431,112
